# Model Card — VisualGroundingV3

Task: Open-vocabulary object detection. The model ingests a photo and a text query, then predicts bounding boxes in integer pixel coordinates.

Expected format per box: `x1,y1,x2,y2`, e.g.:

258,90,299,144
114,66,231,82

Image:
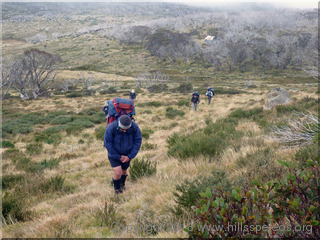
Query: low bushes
0,141,15,148
129,158,157,181
188,142,320,238
165,107,185,119
141,129,154,139
173,169,232,216
137,101,162,107
167,118,242,160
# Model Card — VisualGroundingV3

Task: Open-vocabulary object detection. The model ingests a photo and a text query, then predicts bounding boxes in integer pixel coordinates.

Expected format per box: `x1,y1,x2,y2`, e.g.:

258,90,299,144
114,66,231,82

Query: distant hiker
130,89,136,100
205,87,214,104
104,115,142,194
190,91,200,111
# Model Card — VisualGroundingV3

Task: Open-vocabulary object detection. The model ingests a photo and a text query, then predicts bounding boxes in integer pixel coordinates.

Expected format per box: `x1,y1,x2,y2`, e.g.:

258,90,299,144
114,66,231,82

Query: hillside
1,2,319,238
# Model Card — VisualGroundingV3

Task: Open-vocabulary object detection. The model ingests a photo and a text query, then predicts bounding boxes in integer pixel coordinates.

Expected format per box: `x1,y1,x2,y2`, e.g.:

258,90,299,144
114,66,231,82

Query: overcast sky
2,0,318,9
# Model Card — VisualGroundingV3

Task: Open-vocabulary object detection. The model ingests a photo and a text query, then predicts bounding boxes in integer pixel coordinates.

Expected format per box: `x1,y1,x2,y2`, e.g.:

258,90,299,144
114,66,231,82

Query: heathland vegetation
1,2,319,238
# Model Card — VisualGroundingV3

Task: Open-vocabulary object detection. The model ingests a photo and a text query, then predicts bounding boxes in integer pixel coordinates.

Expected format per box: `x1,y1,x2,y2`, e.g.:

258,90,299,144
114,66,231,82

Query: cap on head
118,115,132,129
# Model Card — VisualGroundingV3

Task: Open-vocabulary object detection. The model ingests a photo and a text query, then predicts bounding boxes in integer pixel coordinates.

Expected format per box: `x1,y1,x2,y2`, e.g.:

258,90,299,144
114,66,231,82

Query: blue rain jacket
104,120,142,160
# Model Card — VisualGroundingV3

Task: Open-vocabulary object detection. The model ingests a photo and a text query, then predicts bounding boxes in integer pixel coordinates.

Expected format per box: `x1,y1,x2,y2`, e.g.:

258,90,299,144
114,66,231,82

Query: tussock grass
2,75,316,238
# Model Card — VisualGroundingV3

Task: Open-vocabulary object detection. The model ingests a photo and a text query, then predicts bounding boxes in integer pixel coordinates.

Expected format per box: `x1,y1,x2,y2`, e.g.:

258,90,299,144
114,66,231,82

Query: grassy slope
2,5,318,238
2,81,318,237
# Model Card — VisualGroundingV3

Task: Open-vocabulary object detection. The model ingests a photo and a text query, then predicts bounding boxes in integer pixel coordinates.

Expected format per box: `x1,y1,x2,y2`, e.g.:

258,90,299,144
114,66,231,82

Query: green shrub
147,84,168,93
275,105,299,114
44,111,68,123
214,88,246,95
167,118,241,159
294,142,319,167
12,126,34,135
1,140,15,148
66,119,95,135
141,142,157,150
26,143,43,155
95,125,106,140
35,132,63,145
142,110,152,114
40,158,61,170
177,99,190,107
165,107,185,119
173,82,193,93
85,113,106,124
66,92,84,98
50,115,74,125
229,107,263,119
170,122,179,128
188,156,320,238
173,169,232,216
2,174,25,190
138,101,162,107
100,86,117,94
59,152,81,161
2,191,31,223
42,125,69,135
78,107,100,116
141,129,154,139
93,202,126,227
129,158,157,181
78,139,85,144
3,148,21,160
39,175,65,193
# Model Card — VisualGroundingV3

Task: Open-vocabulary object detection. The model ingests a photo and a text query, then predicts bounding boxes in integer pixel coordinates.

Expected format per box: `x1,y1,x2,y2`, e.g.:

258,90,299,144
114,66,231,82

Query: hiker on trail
190,91,200,111
205,87,214,104
130,89,136,100
104,115,142,194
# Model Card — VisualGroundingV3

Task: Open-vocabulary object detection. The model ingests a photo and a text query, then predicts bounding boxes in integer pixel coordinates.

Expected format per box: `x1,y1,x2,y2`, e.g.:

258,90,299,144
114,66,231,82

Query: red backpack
103,98,135,125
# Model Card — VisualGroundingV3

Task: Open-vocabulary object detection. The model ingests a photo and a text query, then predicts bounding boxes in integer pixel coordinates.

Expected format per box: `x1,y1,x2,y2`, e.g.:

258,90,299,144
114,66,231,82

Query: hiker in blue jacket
104,115,142,194
190,92,200,111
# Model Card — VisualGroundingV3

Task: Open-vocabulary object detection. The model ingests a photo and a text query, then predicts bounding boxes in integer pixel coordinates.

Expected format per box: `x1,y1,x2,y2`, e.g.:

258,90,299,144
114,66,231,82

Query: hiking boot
115,189,123,195
112,178,122,194
120,174,128,191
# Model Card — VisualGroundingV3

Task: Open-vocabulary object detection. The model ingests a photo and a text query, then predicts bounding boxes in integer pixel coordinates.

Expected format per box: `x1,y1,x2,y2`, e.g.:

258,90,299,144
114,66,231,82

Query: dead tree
2,49,62,99
78,72,96,90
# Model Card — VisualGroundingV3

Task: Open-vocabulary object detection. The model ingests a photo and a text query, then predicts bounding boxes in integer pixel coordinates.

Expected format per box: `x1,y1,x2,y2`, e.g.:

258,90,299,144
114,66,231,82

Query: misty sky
1,0,318,8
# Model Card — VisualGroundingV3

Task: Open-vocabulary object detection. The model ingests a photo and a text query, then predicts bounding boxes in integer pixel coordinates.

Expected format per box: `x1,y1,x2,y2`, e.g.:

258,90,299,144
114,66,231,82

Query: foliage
229,107,264,119
94,202,126,227
66,92,84,98
172,82,193,93
214,88,246,95
173,169,232,216
141,142,157,150
1,141,15,148
95,125,106,140
129,158,157,181
2,174,25,190
177,99,190,106
167,118,242,159
26,142,43,155
138,101,162,107
141,129,154,139
2,191,31,224
188,147,320,238
147,84,168,93
100,86,117,94
50,115,74,125
142,109,152,114
165,107,185,119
